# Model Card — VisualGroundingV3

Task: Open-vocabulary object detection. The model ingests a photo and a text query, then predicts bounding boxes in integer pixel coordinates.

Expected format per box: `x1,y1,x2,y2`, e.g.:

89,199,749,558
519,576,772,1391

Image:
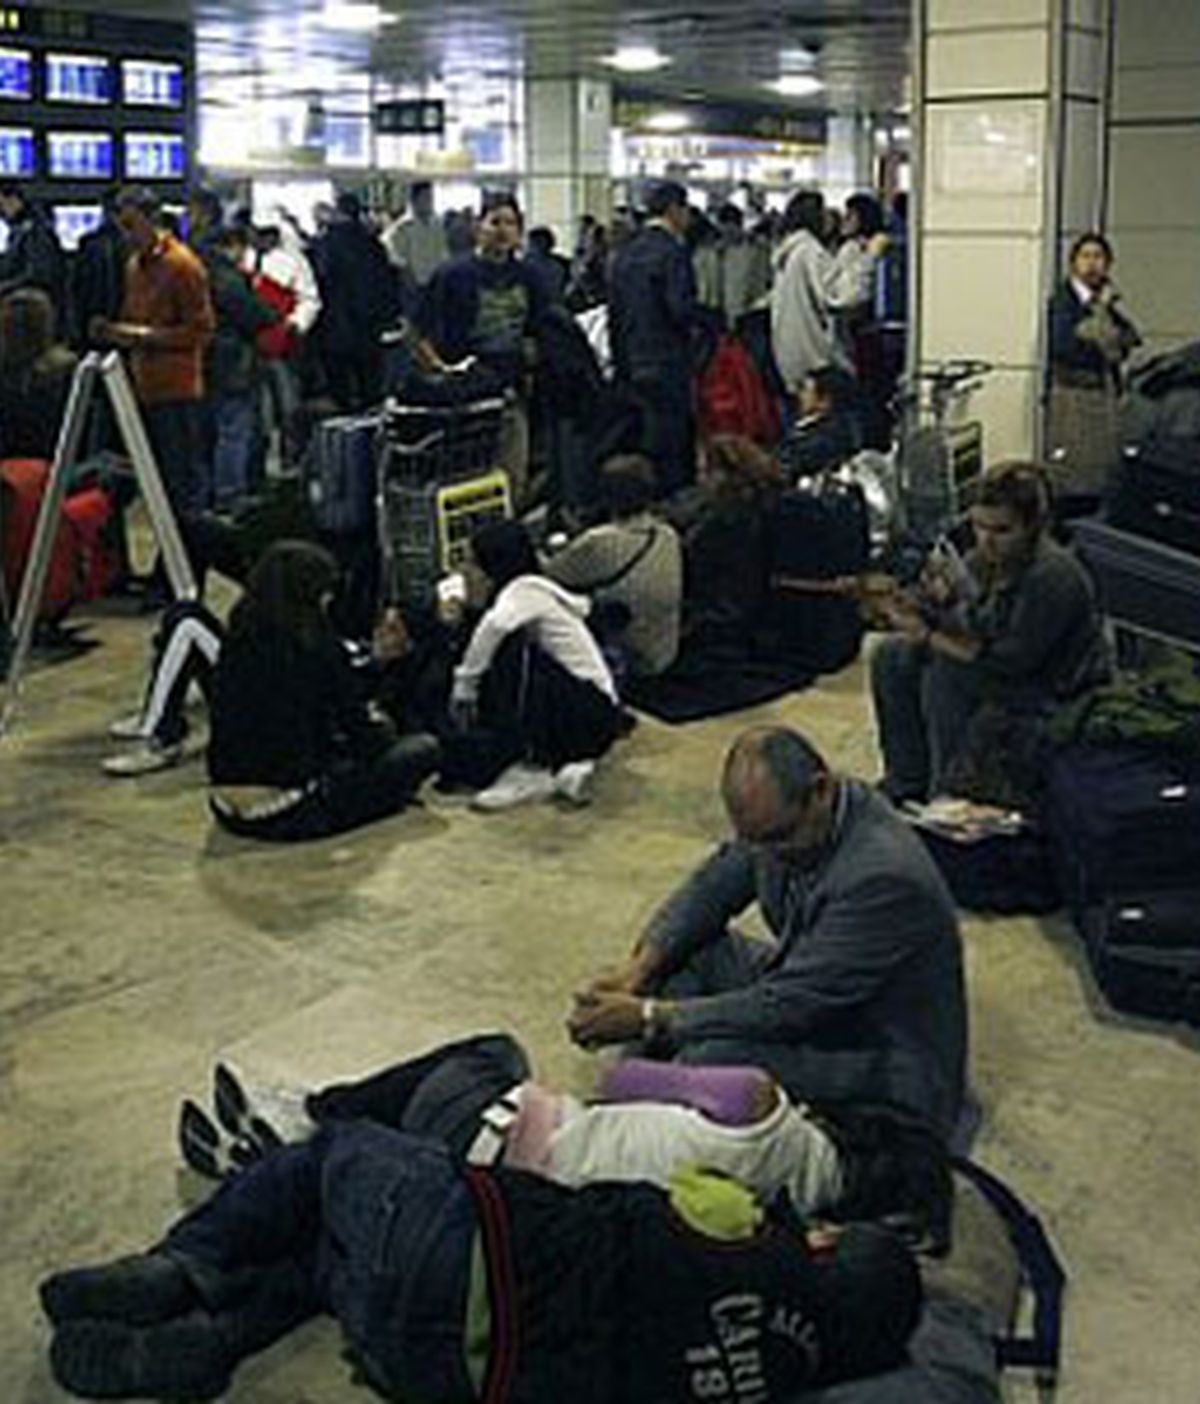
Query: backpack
696,333,780,446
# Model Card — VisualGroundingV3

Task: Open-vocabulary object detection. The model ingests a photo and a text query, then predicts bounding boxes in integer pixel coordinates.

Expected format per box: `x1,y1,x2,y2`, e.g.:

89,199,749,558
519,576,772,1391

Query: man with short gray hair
570,725,967,1143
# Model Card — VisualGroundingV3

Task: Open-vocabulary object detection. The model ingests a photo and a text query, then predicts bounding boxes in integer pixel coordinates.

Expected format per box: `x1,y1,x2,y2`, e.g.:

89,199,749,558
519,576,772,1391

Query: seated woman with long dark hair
207,540,440,841
446,520,624,811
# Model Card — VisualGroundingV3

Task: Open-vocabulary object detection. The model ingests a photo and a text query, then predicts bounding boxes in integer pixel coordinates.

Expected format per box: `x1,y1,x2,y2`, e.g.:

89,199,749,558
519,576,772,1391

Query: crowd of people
1,168,1143,1404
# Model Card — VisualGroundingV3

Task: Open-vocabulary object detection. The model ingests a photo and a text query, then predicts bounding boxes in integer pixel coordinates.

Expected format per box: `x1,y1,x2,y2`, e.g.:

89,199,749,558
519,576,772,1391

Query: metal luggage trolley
377,392,513,608
894,359,991,541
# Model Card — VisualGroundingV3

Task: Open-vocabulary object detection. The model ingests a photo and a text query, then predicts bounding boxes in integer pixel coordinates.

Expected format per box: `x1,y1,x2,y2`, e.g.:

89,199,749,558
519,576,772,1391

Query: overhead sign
375,99,445,137
615,89,827,145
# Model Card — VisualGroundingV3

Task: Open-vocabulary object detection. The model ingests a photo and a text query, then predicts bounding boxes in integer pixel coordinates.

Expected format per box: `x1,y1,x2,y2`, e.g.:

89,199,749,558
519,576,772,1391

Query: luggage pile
1043,744,1200,1026
1074,338,1200,653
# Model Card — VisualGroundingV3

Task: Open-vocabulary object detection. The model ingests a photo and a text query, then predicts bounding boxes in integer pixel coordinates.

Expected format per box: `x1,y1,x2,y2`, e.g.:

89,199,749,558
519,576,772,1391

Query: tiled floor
2,597,1198,1401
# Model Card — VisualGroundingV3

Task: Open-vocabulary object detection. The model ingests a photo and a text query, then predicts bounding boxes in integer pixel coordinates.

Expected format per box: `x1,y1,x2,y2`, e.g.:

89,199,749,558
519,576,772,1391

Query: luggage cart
376,391,513,609
893,359,991,541
381,392,509,486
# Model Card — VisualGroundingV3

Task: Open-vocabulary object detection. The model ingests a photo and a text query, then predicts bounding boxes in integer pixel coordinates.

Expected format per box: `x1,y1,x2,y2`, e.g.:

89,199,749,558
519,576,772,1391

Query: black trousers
440,635,624,789
211,734,441,843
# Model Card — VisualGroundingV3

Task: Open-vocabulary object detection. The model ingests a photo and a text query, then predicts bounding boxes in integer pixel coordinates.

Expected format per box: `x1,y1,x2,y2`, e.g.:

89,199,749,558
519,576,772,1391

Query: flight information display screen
46,53,115,105
0,46,32,101
54,204,104,251
121,59,184,109
124,131,185,180
0,125,35,177
47,130,115,179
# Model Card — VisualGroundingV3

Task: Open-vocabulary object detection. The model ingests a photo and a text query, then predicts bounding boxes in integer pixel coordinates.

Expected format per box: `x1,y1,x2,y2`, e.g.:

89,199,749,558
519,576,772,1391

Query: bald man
570,727,967,1143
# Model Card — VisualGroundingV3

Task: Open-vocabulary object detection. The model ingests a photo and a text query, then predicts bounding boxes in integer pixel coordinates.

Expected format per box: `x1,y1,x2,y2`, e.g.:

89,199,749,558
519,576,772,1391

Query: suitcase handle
950,1157,1066,1388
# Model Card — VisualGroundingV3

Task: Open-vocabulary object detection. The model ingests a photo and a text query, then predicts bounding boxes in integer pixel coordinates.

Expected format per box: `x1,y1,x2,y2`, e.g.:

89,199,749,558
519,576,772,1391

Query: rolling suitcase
304,414,380,534
1043,745,1200,912
758,476,869,675
914,826,1061,916
1108,448,1200,557
1079,892,1200,1025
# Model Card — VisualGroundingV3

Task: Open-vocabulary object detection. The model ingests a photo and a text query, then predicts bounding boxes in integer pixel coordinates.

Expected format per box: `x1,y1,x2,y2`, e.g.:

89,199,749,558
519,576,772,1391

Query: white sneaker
108,711,148,741
471,761,556,812
101,739,184,776
554,759,596,807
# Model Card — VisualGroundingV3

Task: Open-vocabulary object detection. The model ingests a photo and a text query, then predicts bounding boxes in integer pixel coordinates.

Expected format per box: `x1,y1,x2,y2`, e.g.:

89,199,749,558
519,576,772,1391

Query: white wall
1107,0,1200,352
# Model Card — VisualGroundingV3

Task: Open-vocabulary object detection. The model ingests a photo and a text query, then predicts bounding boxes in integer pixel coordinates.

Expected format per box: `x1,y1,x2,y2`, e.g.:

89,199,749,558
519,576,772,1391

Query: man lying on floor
41,1120,920,1402
175,1032,951,1247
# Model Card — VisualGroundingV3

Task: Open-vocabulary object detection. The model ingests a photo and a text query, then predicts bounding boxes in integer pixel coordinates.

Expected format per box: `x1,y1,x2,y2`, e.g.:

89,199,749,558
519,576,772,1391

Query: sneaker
50,1314,232,1401
40,1253,194,1328
554,759,596,807
178,1099,260,1182
213,1062,315,1149
470,762,557,812
102,739,184,777
108,712,148,741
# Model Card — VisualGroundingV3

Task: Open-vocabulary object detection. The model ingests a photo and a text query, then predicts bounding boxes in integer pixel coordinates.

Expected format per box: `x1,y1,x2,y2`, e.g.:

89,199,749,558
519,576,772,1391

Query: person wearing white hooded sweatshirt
450,520,624,810
769,189,887,394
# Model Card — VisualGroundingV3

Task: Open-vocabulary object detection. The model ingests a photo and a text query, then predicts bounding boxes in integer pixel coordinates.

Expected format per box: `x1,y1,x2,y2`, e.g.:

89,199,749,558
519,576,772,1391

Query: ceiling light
602,45,671,73
644,110,690,132
770,74,824,98
319,3,396,32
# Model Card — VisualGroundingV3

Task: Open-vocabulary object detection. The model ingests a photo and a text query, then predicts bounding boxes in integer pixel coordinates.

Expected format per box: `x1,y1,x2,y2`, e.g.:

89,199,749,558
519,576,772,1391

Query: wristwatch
641,998,672,1045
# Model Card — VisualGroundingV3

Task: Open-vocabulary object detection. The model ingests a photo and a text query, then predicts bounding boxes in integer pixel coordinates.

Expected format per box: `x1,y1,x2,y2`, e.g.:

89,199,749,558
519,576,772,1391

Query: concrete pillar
911,0,1112,460
524,77,612,247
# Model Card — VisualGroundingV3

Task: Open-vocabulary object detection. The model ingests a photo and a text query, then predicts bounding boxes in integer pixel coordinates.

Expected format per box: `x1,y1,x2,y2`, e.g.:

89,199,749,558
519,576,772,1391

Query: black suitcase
1079,893,1200,1024
1108,448,1200,556
758,477,869,675
1043,745,1200,912
914,827,1061,916
1073,518,1200,653
304,413,380,534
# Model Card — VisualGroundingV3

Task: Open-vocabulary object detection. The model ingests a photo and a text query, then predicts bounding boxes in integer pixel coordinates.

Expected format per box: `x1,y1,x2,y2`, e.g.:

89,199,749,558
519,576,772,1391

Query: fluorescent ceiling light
645,110,690,132
602,45,671,73
319,3,396,32
771,74,824,98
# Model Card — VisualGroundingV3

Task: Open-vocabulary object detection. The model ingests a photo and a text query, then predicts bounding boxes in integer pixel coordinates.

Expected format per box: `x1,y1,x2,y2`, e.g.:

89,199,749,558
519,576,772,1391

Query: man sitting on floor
569,725,968,1145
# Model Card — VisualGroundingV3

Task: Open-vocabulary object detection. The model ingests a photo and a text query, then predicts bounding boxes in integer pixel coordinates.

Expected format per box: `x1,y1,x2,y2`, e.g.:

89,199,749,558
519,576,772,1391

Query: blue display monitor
47,131,115,179
54,203,104,251
46,53,115,106
124,131,186,181
0,46,32,101
0,126,35,178
121,59,184,110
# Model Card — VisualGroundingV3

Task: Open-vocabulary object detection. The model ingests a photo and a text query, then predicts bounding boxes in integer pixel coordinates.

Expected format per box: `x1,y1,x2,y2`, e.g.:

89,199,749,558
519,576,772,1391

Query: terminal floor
2,596,1198,1403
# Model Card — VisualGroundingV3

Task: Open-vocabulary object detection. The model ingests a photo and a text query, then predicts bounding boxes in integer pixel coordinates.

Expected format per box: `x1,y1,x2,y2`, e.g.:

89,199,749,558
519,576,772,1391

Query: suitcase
1108,448,1200,556
758,477,869,675
304,414,380,535
914,827,1061,916
1074,518,1200,653
1042,745,1200,912
62,485,122,602
1,458,80,621
1078,894,1200,1025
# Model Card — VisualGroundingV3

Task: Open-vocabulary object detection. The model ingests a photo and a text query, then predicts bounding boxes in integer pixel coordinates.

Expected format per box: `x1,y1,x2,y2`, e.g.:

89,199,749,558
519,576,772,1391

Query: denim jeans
164,1124,477,1400
870,636,983,802
209,391,260,511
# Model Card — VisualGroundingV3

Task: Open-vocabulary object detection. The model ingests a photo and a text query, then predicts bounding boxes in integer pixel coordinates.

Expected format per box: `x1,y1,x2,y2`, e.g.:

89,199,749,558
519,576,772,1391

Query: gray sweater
645,782,967,1139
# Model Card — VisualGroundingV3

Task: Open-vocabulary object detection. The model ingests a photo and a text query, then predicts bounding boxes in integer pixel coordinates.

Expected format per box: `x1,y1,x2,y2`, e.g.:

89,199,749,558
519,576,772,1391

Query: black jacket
311,220,401,354
468,1167,920,1403
1048,279,1139,386
208,625,390,787
0,209,67,321
71,219,127,347
609,224,698,383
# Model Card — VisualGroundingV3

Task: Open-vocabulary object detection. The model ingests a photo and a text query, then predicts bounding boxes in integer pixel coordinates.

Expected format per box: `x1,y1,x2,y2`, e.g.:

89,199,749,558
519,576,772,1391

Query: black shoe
40,1253,194,1327
50,1314,232,1400
213,1062,284,1155
212,1062,249,1140
178,1098,260,1181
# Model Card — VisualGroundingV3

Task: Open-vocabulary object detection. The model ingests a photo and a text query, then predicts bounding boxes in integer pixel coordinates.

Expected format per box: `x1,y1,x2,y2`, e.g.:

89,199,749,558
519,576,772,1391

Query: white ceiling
64,0,911,114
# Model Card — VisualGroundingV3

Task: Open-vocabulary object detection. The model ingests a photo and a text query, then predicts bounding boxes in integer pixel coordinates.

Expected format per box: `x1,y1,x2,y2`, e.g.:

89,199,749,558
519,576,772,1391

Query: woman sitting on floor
870,460,1111,808
206,539,440,841
445,519,624,811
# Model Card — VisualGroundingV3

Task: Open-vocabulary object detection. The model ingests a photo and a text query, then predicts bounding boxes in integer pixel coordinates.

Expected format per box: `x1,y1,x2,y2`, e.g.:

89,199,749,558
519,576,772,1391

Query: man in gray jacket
569,726,967,1143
